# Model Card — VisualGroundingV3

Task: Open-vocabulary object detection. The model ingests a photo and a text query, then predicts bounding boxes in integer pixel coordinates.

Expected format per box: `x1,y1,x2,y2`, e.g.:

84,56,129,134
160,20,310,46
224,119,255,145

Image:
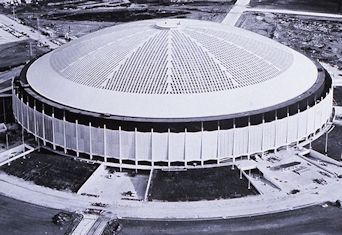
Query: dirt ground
148,166,258,202
311,125,342,161
0,149,99,192
238,12,342,70
0,39,49,71
249,0,342,14
47,2,232,22
1,0,233,40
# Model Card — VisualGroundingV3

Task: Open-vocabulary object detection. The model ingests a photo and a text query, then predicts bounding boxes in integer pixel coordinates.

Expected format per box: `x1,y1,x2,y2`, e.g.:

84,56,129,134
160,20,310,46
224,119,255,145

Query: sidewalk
221,0,250,26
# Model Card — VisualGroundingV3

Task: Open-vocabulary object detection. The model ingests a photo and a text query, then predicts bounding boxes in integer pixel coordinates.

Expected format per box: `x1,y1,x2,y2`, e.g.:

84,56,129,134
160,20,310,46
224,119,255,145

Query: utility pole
325,132,328,154
29,41,33,59
37,17,40,31
5,132,8,149
12,5,15,18
22,125,25,152
27,41,33,60
325,126,335,156
36,17,41,45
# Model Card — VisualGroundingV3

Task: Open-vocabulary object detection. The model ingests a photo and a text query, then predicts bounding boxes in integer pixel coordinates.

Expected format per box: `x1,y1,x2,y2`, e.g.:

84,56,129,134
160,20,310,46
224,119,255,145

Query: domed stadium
12,18,333,169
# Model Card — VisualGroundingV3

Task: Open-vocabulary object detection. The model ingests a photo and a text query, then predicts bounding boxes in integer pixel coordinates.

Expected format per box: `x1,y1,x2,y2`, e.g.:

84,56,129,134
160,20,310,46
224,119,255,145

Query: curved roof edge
17,59,330,123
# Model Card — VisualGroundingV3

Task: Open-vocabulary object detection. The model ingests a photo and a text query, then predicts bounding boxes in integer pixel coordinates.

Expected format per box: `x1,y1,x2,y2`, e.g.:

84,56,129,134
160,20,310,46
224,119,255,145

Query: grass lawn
0,39,50,71
0,149,99,192
147,166,259,202
311,125,342,161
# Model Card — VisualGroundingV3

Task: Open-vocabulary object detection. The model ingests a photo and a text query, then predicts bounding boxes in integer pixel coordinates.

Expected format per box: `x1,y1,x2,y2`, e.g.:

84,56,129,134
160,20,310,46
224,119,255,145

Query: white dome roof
27,19,317,119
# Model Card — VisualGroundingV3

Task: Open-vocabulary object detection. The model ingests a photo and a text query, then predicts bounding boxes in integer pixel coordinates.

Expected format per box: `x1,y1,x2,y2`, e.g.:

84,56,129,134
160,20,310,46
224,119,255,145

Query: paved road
2,191,342,235
0,195,67,235
0,22,22,45
0,66,22,82
119,205,342,235
72,214,98,235
221,0,250,26
245,8,342,19
0,14,58,49
222,0,342,27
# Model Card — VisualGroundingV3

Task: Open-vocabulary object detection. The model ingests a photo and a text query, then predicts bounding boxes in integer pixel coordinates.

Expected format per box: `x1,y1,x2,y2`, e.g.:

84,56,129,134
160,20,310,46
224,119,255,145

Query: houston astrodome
12,19,333,170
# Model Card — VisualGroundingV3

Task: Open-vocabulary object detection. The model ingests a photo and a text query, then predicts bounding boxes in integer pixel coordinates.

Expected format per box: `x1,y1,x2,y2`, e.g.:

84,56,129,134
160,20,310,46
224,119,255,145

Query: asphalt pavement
118,205,342,235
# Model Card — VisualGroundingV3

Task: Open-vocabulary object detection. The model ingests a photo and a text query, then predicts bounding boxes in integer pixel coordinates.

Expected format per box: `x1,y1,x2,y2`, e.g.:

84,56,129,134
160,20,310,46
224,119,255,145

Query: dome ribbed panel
104,30,169,94
48,20,294,95
50,25,157,88
184,27,292,88
169,30,235,94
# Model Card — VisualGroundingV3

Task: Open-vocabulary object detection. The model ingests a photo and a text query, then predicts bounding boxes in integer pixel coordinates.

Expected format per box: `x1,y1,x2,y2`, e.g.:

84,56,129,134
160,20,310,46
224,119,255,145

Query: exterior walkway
72,214,98,235
1,147,342,219
221,0,250,26
221,0,342,27
245,8,342,19
0,144,35,167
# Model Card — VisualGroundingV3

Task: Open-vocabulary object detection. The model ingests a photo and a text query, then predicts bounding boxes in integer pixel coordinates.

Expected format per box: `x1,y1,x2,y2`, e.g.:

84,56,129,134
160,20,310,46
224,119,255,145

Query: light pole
12,5,15,18
5,132,8,149
325,125,335,155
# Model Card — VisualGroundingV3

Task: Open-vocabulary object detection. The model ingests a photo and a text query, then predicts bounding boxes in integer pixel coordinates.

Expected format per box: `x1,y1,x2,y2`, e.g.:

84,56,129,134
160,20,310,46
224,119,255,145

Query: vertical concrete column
103,124,107,162
313,97,317,134
119,126,122,171
217,123,220,164
16,94,20,122
75,119,79,157
20,97,24,126
325,131,328,155
296,106,300,145
33,100,37,140
247,117,251,160
286,107,289,149
17,95,20,121
20,97,24,147
42,104,46,145
274,111,277,152
184,128,187,166
151,128,154,167
248,169,251,190
261,114,265,156
26,100,29,130
134,128,138,172
14,93,18,120
200,122,204,166
12,93,16,119
306,102,310,141
167,128,171,168
320,97,324,131
232,119,236,169
52,109,56,150
63,112,67,154
5,132,8,149
89,122,92,160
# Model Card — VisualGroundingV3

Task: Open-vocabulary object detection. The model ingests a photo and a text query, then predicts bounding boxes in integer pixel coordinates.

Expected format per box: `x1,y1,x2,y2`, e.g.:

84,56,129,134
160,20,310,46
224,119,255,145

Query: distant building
12,19,333,169
0,0,31,5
